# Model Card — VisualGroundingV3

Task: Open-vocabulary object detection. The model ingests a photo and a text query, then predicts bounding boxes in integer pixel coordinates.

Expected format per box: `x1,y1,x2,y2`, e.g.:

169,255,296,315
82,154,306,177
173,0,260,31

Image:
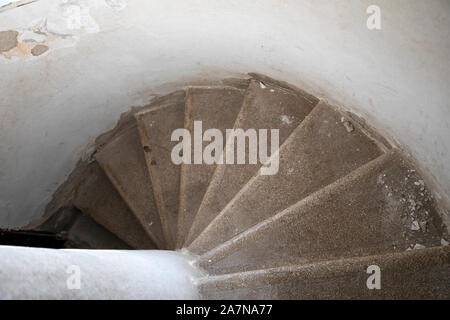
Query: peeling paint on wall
30,43,48,55
0,27,54,60
18,30,46,43
0,30,18,52
0,0,38,13
0,0,127,60
45,0,100,35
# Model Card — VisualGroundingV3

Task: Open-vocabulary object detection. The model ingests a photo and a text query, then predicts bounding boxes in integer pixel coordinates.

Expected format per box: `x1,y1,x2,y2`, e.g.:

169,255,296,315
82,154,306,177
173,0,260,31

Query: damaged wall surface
0,0,449,228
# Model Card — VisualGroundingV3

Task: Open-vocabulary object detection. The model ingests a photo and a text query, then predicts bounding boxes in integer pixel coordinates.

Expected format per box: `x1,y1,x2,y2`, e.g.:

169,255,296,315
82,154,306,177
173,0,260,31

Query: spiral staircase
22,73,449,299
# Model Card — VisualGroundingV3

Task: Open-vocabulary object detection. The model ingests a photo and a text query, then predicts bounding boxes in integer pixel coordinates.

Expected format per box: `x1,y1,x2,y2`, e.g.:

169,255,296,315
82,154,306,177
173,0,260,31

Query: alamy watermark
367,5,381,30
366,265,381,290
66,265,81,290
171,121,280,175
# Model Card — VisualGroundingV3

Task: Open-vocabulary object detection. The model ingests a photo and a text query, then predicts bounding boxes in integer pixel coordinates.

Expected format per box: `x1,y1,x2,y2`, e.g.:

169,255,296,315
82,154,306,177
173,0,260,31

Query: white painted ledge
0,246,202,299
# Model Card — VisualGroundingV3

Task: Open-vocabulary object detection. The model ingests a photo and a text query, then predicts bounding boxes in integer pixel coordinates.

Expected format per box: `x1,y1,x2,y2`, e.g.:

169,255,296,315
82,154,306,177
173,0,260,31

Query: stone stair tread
95,107,145,151
33,207,79,234
197,151,445,274
188,101,383,254
199,246,450,299
94,124,165,248
66,212,132,249
221,77,252,90
186,79,318,245
177,86,246,247
73,162,157,249
135,90,186,248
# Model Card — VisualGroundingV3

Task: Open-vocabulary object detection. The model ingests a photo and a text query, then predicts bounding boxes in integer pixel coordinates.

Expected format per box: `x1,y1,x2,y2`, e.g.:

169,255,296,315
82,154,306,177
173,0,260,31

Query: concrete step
95,106,145,151
73,162,157,249
188,102,382,254
135,91,186,249
66,212,132,249
94,124,166,248
199,246,450,299
197,151,445,274
177,86,246,247
185,79,318,246
33,207,79,234
33,206,131,249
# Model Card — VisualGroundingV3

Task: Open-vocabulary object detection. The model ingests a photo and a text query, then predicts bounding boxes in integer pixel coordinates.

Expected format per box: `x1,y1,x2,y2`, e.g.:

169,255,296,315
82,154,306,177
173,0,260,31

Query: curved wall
0,0,449,228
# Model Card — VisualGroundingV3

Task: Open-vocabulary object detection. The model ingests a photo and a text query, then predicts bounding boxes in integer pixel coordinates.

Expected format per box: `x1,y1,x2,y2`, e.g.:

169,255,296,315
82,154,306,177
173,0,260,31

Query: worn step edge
135,118,174,249
94,124,166,249
342,109,392,153
185,101,349,249
134,91,187,249
72,162,157,249
135,115,174,248
185,103,312,248
249,73,391,152
185,92,321,248
134,90,186,118
176,148,188,248
184,101,314,247
184,90,320,248
221,77,252,90
194,151,396,265
182,85,248,91
197,245,449,291
95,107,145,152
176,86,248,248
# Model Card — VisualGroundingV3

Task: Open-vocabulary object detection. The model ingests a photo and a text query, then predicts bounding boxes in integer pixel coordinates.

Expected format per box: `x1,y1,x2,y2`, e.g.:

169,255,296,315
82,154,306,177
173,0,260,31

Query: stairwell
5,73,446,300
1,0,449,300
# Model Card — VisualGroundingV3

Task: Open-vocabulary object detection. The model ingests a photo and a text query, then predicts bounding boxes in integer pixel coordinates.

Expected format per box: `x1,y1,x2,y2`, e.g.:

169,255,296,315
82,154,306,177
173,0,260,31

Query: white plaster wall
0,0,449,228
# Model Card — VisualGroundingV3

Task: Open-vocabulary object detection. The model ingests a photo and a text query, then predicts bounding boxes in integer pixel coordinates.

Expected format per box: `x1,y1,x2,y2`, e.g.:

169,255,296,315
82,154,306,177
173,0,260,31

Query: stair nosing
186,100,390,250
194,150,396,266
94,150,166,249
134,90,187,118
184,91,323,247
196,245,449,290
186,102,325,248
176,86,248,248
135,117,175,249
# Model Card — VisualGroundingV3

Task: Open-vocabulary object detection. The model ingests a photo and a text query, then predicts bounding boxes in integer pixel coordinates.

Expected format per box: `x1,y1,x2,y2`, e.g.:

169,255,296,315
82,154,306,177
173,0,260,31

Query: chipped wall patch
0,30,18,52
31,44,48,56
1,28,54,60
45,0,101,35
18,30,46,43
1,0,120,61
0,0,128,61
